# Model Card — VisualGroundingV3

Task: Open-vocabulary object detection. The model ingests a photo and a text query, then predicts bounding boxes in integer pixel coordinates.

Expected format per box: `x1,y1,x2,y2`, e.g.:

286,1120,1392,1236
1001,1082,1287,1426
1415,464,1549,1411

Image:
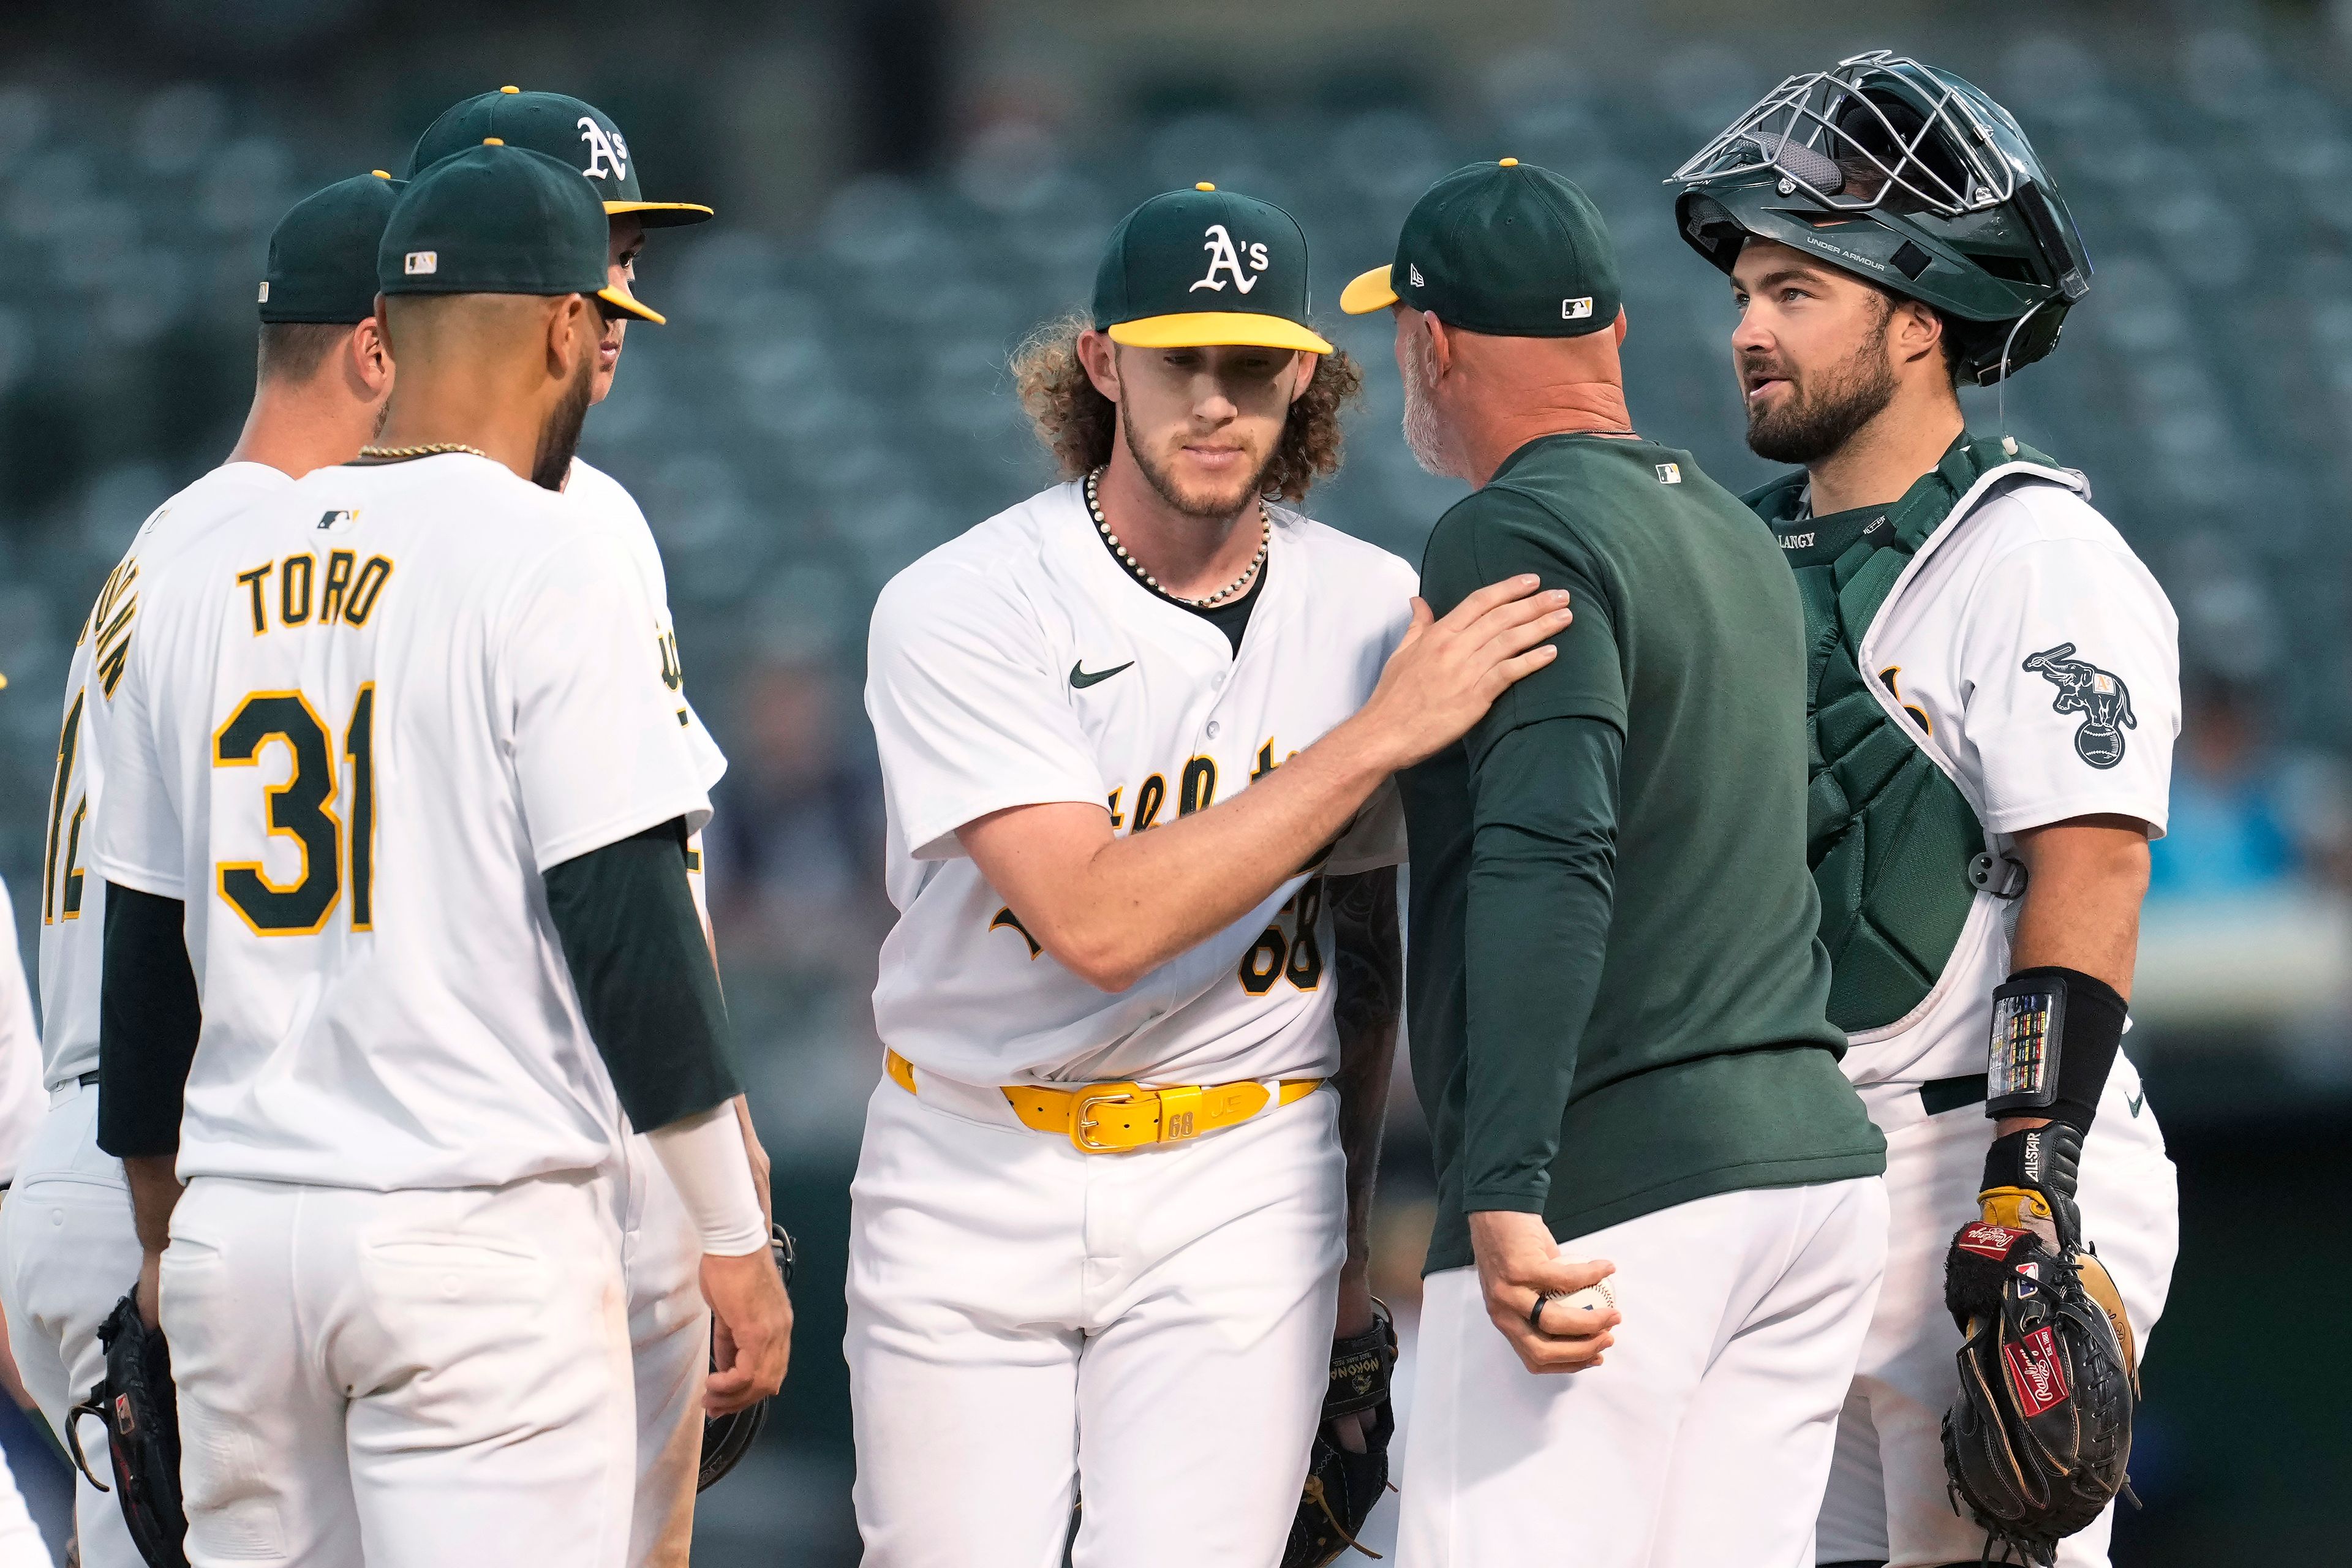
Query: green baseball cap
409,86,714,227
1341,158,1622,337
260,170,405,323
379,141,663,323
1093,184,1332,355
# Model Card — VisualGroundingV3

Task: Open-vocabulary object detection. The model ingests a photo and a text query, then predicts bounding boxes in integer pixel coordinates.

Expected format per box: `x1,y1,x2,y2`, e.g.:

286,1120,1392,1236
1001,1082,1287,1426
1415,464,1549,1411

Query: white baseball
1559,1278,1615,1314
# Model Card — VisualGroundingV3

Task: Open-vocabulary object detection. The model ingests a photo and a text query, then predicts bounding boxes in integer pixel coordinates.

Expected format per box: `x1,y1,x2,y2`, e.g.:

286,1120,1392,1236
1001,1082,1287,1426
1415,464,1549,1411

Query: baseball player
0,172,401,1568
406,86,756,1567
90,144,786,1567
1340,158,1891,1568
1669,50,2180,1566
852,184,1568,1567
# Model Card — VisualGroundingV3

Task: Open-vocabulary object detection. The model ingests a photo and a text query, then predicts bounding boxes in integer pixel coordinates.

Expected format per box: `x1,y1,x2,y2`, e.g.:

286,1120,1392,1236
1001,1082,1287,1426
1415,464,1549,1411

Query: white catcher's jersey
1844,469,2179,1087
96,453,712,1191
867,482,1415,1089
36,462,294,1091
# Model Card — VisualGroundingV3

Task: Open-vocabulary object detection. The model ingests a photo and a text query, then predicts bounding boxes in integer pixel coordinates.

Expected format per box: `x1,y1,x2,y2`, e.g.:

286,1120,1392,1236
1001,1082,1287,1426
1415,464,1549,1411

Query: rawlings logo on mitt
1940,1215,2136,1565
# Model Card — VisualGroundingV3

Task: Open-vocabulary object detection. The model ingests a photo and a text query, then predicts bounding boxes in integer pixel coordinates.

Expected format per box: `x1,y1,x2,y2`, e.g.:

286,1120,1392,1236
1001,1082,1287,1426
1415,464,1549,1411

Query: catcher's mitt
1940,1219,2136,1564
1283,1298,1397,1568
66,1292,189,1568
698,1222,796,1491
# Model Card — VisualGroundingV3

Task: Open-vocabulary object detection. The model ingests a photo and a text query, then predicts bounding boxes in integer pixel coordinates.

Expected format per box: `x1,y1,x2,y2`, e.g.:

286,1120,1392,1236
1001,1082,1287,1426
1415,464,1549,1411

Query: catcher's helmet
1668,50,2090,385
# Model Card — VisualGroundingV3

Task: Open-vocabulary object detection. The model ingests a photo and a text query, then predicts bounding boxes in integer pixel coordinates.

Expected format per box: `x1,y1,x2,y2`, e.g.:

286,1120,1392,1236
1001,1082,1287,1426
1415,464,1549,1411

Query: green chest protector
1747,436,2057,1035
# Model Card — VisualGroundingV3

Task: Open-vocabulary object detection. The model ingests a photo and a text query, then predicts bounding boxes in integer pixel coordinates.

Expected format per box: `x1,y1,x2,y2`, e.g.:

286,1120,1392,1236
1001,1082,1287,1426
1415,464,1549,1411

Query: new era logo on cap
404,251,438,275
1408,263,1426,287
1562,296,1593,319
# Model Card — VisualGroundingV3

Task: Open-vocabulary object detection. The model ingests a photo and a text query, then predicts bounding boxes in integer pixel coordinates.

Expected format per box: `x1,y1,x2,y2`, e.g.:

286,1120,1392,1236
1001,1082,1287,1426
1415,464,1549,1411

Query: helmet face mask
1668,50,2091,386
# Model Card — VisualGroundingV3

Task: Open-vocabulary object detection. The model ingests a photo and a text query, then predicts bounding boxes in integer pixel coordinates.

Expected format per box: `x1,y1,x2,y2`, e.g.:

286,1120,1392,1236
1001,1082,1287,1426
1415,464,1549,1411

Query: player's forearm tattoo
1329,867,1402,1272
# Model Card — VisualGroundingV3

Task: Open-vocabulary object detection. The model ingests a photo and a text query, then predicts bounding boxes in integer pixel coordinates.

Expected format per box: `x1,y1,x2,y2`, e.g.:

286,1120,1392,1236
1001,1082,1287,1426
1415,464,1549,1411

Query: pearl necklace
1086,468,1270,608
358,442,488,460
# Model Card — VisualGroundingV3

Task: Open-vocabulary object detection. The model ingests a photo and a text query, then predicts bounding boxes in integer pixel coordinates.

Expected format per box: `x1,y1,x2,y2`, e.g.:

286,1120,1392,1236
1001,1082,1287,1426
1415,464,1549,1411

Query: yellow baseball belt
884,1048,1322,1154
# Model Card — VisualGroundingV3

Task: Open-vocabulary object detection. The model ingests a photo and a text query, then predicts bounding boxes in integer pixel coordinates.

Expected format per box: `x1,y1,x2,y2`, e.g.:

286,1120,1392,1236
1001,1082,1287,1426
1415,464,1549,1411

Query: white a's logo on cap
1562,296,1593,320
1190,224,1269,294
579,116,628,180
404,251,438,275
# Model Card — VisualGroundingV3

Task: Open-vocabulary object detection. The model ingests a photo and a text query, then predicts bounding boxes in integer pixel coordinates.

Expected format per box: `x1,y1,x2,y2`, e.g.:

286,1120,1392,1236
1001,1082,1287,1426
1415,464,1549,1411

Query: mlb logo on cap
257,281,270,303
1562,296,1594,320
404,251,438,275
1656,463,1683,484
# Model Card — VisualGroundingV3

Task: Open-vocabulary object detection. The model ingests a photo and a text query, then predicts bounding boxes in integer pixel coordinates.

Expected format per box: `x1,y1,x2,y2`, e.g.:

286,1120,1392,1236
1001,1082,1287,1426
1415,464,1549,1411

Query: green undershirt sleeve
96,884,203,1159
1460,715,1624,1213
543,816,743,1132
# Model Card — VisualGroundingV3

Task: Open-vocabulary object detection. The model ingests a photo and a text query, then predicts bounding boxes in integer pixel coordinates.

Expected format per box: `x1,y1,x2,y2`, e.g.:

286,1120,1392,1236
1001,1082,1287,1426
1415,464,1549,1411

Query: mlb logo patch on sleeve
404,251,439,275
1656,463,1681,484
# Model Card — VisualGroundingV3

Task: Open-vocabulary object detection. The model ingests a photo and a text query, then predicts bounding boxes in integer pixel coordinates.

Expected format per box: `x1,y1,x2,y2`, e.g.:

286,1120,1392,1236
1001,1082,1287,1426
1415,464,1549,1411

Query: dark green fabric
1092,187,1314,331
543,817,742,1132
262,172,404,323
97,885,202,1159
378,143,610,300
408,89,709,224
1385,160,1621,337
1747,433,2056,1033
1404,433,1884,1269
1459,717,1621,1208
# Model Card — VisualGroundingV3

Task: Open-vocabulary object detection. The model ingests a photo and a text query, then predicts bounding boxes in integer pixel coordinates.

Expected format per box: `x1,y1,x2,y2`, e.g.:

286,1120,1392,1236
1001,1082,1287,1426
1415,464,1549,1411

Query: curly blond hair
1009,312,1363,503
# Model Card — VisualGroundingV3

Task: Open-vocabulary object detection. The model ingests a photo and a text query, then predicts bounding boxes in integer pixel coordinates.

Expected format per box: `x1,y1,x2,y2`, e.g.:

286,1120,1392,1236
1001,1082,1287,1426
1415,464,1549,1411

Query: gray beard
1400,331,1455,479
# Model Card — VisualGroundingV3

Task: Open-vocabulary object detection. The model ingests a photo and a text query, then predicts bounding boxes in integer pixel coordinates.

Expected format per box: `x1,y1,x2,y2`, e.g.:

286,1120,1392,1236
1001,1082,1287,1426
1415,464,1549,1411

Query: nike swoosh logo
1069,660,1133,689
2127,1090,2144,1118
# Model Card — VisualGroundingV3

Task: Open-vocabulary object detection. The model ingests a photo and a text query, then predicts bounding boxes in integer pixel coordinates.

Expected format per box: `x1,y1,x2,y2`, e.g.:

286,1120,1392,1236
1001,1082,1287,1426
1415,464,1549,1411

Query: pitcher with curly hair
846,184,1572,1568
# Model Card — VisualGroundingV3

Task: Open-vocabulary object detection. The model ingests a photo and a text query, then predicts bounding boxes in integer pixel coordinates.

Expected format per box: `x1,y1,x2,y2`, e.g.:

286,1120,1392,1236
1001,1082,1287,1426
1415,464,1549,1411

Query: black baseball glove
1282,1298,1397,1568
1940,1210,2138,1565
698,1222,796,1492
66,1292,189,1568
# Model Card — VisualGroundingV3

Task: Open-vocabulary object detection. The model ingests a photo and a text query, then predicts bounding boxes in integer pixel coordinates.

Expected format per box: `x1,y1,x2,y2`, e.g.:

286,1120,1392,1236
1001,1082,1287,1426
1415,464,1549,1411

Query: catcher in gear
1673,48,2180,1568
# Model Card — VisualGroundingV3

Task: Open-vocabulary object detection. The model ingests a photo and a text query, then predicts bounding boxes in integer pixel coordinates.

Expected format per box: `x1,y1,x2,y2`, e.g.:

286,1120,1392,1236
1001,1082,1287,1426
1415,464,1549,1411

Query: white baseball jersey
96,451,710,1190
0,878,43,1183
866,481,1415,1090
34,462,295,1092
1843,466,2179,1087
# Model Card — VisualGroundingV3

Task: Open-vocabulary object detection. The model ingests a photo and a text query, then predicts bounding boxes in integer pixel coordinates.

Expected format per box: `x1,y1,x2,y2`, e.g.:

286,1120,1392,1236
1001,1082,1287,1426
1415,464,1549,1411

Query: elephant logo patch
2023,643,2135,769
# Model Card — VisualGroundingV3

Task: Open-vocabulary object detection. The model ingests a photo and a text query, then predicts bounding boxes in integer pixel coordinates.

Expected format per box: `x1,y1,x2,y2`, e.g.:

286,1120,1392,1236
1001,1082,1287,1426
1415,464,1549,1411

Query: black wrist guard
1986,965,2127,1129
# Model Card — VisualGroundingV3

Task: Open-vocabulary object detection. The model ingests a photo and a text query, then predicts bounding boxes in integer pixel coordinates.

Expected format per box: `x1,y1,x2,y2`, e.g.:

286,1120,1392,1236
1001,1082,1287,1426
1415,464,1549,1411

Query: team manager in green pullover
1340,160,1889,1567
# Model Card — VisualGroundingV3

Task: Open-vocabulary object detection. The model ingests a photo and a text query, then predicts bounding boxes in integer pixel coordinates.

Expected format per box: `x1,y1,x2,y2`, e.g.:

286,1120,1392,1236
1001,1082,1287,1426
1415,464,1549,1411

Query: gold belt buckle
1069,1083,1154,1153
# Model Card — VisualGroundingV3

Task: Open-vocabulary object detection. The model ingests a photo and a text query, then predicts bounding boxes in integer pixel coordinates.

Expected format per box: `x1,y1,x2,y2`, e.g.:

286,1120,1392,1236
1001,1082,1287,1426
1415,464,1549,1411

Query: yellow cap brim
1106,312,1332,354
596,285,666,325
1340,265,1398,315
604,200,715,228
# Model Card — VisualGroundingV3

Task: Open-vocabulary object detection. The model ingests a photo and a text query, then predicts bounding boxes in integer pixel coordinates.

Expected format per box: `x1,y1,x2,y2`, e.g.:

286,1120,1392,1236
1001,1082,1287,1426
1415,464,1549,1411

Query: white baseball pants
1816,1057,2177,1568
160,1172,633,1568
0,1442,44,1568
0,1079,146,1568
617,1127,709,1568
845,1075,1346,1568
1398,1176,1889,1568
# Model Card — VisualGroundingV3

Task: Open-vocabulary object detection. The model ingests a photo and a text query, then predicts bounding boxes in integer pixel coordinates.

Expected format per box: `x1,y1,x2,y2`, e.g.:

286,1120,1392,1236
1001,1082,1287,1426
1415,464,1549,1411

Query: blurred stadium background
1,0,2345,1561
